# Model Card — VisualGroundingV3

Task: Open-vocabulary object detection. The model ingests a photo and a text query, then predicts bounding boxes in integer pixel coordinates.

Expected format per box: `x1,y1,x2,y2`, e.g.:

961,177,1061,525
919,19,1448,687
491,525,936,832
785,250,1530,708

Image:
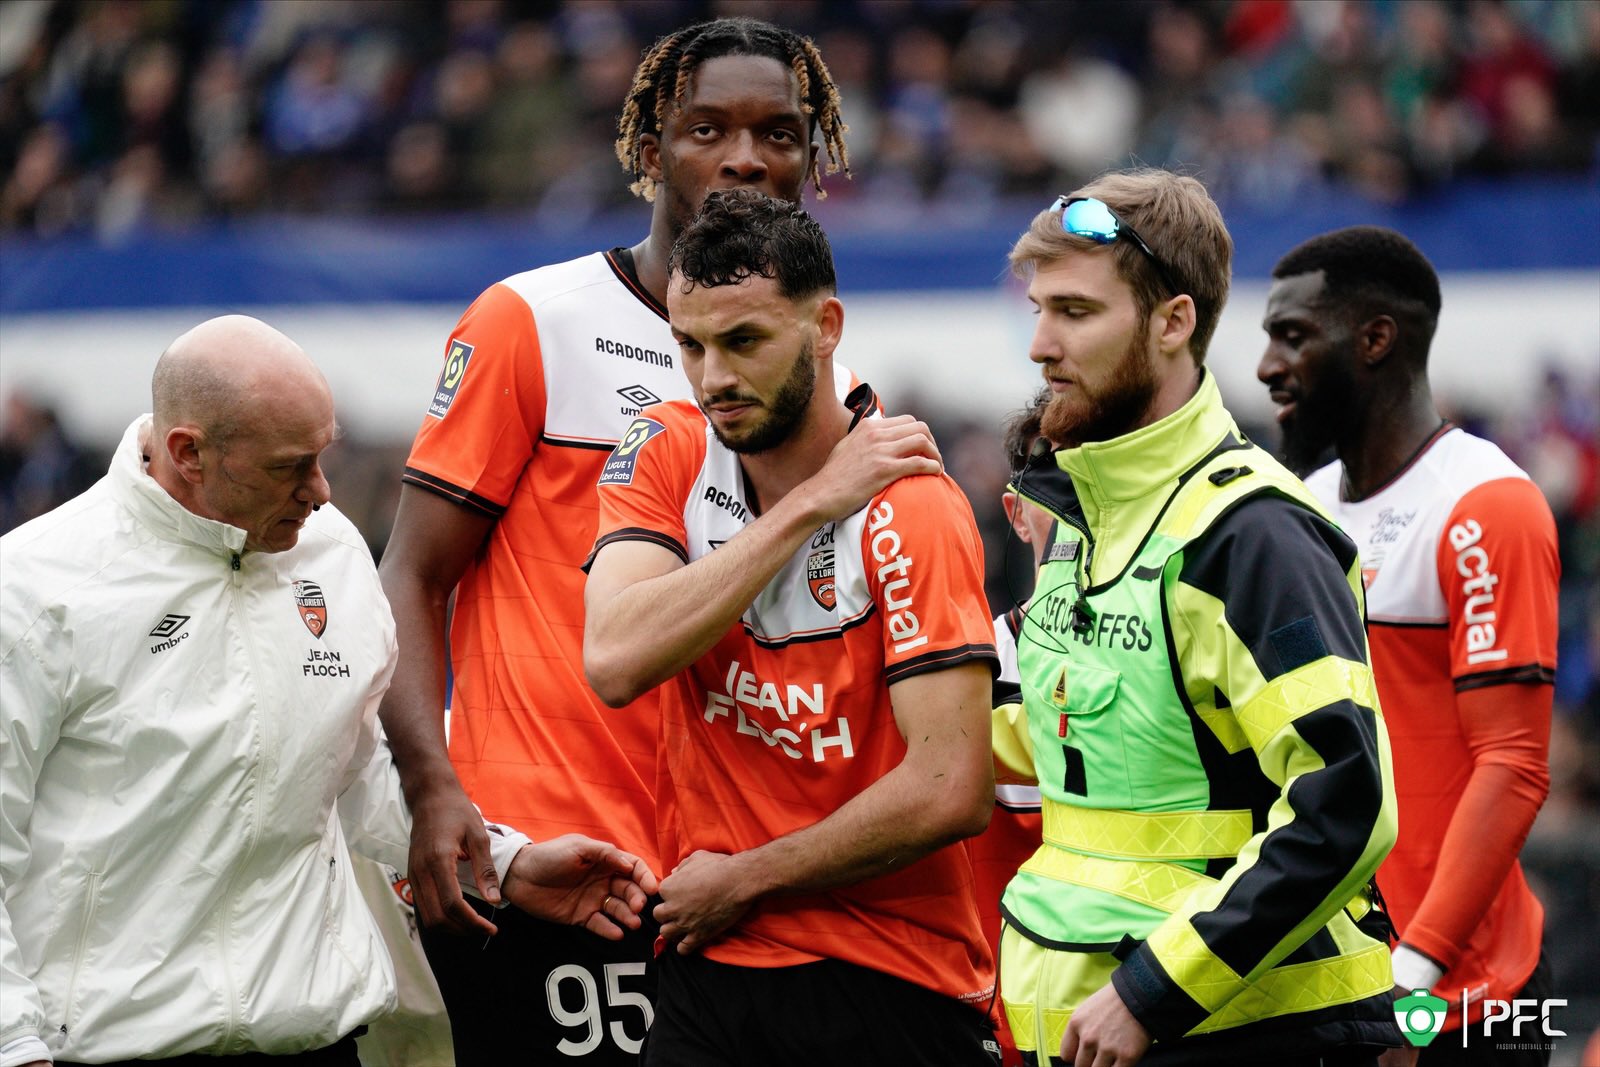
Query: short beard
1277,356,1356,476
703,340,817,454
1040,330,1159,448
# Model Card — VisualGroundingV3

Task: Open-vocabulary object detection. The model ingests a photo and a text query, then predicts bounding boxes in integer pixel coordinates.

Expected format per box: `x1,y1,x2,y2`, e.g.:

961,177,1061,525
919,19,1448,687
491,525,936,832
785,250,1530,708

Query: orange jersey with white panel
404,249,861,867
1305,423,1557,1020
402,250,675,865
589,391,998,1007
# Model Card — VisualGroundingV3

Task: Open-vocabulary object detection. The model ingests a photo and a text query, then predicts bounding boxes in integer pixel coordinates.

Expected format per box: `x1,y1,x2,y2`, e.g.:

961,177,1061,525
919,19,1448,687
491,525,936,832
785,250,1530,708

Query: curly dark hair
615,17,850,203
1001,387,1052,473
668,189,835,299
1273,226,1442,333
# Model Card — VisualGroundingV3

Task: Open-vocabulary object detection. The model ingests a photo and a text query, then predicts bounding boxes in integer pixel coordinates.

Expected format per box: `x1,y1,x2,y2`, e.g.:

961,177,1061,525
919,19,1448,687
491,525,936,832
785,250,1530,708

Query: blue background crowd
2,0,1598,234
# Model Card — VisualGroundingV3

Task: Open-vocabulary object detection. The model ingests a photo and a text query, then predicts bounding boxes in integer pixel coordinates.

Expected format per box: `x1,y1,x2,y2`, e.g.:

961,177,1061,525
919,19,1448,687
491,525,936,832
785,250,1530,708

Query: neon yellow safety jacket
994,371,1403,1063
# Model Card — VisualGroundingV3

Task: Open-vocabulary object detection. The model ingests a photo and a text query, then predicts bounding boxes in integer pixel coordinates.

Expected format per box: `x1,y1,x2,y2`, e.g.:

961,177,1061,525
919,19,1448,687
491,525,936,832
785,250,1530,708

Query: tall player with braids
377,19,850,1064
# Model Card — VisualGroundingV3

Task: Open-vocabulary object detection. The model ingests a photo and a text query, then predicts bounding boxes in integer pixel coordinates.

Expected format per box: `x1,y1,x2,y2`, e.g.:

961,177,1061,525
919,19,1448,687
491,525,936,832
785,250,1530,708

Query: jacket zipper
1044,507,1097,633
215,549,260,1049
58,870,103,1043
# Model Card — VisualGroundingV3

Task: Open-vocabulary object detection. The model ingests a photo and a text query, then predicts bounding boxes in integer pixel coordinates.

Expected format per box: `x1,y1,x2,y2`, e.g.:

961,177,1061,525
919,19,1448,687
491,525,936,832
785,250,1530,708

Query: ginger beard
1040,327,1159,449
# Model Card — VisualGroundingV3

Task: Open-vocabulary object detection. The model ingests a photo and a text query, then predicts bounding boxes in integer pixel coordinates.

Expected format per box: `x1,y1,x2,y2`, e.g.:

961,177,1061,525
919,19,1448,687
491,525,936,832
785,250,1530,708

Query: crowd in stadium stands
1,0,1599,236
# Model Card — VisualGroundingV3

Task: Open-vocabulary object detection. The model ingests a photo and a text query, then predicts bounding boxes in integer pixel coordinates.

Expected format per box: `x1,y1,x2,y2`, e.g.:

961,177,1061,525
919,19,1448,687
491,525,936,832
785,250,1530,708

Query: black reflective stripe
1187,703,1385,980
401,467,505,518
1179,496,1367,676
1113,943,1208,1040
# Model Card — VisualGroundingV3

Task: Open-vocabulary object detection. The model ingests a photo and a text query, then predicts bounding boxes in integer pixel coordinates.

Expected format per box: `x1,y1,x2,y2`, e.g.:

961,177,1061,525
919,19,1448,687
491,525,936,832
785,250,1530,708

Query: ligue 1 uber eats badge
1395,988,1448,1047
293,579,328,638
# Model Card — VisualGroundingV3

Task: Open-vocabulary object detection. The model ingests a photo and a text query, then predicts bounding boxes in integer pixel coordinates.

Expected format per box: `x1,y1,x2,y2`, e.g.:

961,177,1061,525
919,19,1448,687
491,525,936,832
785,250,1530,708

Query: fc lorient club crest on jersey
807,547,837,610
292,579,328,638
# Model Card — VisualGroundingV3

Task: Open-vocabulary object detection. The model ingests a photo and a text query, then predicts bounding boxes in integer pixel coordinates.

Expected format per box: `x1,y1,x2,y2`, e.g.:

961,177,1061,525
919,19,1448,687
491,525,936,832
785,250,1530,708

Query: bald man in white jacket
0,317,656,1067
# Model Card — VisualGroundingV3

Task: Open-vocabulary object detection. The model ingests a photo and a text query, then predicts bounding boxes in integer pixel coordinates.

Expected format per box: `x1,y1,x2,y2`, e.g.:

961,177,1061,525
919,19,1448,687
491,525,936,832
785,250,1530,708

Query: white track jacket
0,417,523,1065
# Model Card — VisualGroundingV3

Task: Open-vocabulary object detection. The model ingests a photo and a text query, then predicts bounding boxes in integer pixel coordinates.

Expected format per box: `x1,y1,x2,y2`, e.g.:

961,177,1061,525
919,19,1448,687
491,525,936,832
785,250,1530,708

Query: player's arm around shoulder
584,408,944,706
582,403,747,706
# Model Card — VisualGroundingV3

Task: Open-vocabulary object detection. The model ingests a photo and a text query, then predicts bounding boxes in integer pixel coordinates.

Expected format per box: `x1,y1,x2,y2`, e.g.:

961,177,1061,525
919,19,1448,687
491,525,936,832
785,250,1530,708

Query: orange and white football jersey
591,390,999,1007
1306,423,1558,1018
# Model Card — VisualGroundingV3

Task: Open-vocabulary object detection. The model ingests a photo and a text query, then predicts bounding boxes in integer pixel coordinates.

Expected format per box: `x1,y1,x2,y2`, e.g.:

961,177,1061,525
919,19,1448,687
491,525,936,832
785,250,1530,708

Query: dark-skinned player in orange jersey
375,18,853,1065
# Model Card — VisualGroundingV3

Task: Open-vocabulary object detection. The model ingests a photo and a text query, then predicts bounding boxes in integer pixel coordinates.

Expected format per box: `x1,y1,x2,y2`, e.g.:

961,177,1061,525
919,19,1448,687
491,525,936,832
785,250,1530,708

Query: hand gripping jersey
589,390,999,1007
1306,424,1558,1023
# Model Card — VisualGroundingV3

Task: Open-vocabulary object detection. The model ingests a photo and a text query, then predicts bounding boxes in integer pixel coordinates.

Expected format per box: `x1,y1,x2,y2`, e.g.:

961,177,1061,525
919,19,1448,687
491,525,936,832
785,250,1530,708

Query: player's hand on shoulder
503,834,658,941
407,779,499,936
801,414,943,523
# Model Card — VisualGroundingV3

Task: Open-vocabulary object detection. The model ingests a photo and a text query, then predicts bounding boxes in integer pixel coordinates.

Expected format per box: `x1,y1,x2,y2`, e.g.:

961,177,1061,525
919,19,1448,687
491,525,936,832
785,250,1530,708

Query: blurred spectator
2,0,1598,235
473,21,580,207
0,390,98,534
1019,48,1140,189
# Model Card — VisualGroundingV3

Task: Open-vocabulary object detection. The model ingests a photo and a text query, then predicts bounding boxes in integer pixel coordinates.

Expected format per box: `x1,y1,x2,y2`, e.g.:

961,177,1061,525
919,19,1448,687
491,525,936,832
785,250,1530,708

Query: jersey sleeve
1113,495,1397,1041
861,474,998,686
401,283,547,517
586,407,699,567
1435,477,1559,690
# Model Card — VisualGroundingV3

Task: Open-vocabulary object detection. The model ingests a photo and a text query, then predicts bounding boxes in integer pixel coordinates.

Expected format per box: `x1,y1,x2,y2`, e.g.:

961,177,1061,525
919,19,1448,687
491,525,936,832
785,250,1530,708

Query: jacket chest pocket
1040,661,1122,800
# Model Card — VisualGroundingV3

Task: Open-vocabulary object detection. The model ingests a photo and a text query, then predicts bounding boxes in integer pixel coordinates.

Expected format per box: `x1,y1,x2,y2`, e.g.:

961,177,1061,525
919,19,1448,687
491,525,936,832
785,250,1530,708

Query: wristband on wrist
1392,943,1446,992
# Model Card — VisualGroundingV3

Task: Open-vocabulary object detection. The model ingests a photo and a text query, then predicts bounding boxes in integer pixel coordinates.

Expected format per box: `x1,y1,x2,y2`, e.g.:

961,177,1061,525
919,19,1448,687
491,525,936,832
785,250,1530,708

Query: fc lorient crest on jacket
293,579,328,638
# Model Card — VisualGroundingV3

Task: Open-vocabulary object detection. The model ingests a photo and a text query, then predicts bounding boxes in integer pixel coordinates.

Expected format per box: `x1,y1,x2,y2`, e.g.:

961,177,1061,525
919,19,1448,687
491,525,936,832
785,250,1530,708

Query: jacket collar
1057,369,1236,530
110,415,249,557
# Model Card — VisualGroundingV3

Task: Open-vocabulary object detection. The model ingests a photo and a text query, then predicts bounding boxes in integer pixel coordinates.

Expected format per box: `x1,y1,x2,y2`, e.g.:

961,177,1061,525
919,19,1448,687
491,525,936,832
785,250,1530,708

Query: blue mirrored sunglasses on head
1052,195,1183,299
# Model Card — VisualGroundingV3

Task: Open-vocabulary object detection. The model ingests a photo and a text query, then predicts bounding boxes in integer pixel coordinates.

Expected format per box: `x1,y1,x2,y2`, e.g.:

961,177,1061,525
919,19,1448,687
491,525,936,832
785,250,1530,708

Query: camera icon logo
1395,988,1449,1047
